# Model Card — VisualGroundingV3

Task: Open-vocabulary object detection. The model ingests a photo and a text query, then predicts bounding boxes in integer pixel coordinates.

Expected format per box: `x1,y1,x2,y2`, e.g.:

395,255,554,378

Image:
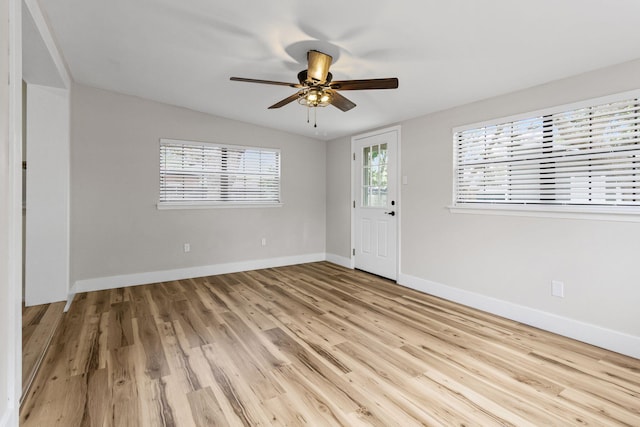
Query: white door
353,128,398,280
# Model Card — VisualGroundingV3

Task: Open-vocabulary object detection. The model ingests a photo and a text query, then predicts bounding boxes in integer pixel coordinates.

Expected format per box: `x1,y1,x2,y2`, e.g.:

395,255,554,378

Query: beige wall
326,135,351,259
401,59,640,336
327,59,640,350
70,84,326,284
25,84,70,305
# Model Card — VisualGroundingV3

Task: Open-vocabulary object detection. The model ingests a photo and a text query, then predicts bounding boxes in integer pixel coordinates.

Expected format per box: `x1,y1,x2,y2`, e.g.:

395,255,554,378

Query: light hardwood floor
22,301,66,399
20,262,640,426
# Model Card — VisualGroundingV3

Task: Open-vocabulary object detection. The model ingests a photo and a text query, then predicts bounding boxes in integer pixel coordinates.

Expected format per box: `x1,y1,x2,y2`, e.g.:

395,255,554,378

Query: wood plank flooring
22,301,66,399
20,262,640,426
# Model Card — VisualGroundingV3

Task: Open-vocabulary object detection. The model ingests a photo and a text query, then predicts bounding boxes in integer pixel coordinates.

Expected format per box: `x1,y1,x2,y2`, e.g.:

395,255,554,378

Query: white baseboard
67,256,638,358
398,273,640,359
325,253,353,269
71,253,326,295
63,294,74,312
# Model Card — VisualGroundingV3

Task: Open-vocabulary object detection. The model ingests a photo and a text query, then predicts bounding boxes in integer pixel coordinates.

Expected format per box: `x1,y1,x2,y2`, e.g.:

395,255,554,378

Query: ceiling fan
230,50,398,126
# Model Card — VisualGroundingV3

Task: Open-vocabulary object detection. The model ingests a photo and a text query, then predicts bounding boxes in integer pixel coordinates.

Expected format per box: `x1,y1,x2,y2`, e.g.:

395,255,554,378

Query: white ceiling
36,0,640,141
22,1,65,88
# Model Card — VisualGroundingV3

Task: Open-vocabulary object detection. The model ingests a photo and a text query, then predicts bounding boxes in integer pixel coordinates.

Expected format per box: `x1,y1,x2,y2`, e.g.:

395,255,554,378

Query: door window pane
362,143,389,207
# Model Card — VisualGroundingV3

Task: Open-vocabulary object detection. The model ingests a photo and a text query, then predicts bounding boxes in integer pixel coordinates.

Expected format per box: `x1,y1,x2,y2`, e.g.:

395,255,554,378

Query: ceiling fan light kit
230,50,398,127
298,87,331,108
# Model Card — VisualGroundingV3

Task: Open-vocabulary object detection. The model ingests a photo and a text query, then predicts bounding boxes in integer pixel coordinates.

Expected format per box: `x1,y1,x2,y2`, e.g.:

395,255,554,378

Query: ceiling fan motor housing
297,70,333,86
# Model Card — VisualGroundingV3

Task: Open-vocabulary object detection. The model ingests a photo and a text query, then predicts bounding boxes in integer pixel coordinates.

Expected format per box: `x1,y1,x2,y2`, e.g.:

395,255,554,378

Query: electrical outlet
551,280,564,298
184,243,190,253
261,238,267,247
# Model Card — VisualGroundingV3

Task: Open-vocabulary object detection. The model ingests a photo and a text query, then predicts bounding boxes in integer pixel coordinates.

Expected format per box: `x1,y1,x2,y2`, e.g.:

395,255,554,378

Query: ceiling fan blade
328,90,356,112
230,77,301,88
268,92,301,109
306,50,333,84
330,78,399,91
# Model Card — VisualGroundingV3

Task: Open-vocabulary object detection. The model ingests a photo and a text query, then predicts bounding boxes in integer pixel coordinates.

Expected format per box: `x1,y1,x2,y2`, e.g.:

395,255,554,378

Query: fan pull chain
307,106,310,124
314,107,317,128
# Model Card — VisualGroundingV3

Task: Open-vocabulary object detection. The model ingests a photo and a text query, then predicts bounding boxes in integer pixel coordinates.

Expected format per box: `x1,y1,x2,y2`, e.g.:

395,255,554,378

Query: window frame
451,89,640,222
157,138,282,210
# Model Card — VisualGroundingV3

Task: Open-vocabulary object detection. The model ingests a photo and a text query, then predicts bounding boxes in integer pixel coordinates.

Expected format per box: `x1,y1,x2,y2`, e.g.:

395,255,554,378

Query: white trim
0,408,18,427
350,137,356,270
0,401,17,427
160,138,280,153
22,0,71,89
449,204,640,222
325,253,352,269
453,88,640,133
64,87,71,302
0,409,16,427
351,124,402,142
396,126,402,279
157,202,283,210
63,293,74,312
398,273,640,359
5,0,22,424
72,253,326,294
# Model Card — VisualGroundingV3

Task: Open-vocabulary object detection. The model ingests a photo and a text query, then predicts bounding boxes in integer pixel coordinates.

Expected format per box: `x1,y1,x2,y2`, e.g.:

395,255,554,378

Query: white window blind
454,92,640,211
159,139,280,207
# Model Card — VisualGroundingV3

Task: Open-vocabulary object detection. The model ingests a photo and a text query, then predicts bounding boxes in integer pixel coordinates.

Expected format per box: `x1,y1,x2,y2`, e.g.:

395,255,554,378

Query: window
362,143,389,207
453,90,640,216
159,139,280,208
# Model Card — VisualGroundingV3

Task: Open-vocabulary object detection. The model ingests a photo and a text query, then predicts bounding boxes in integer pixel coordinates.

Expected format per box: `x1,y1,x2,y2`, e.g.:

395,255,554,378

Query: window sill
157,202,283,210
449,203,640,222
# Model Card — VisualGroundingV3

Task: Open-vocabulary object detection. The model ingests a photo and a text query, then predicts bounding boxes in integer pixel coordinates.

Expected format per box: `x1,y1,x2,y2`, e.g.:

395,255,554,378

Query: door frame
350,125,401,280
5,0,23,421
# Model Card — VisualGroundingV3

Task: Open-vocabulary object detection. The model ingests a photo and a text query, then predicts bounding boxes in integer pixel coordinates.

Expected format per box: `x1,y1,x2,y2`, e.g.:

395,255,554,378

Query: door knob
385,211,396,216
